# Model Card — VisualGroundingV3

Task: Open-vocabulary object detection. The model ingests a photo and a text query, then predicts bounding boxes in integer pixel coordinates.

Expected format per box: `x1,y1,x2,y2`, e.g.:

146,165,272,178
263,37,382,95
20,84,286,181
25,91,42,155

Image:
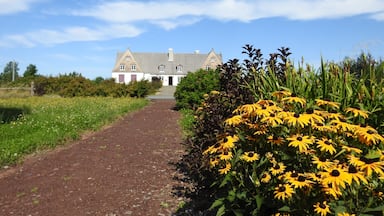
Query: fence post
31,81,34,96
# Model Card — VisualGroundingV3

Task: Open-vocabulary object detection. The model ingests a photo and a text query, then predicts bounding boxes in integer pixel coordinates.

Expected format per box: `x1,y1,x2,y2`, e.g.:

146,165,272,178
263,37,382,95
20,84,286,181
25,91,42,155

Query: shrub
204,91,384,215
174,69,220,110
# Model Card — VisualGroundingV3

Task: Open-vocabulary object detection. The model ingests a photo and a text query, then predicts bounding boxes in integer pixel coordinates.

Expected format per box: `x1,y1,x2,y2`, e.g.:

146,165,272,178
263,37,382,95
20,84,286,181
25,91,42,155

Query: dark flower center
270,113,275,117
361,157,378,164
316,122,324,127
297,136,303,141
274,164,280,169
261,106,267,110
340,118,347,122
319,156,327,162
273,136,279,141
298,175,306,182
330,110,337,114
324,140,331,145
348,165,358,173
330,169,340,177
223,137,228,142
278,186,286,192
306,108,314,114
367,130,375,134
223,151,229,156
294,113,300,118
319,203,327,209
214,143,221,148
247,152,254,157
291,93,297,97
291,172,299,178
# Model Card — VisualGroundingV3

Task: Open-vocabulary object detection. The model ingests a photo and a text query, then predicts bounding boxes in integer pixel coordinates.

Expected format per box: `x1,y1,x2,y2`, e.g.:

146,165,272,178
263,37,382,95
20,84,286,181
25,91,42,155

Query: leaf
209,198,225,210
216,205,226,216
278,205,291,212
232,209,244,216
256,195,264,211
365,149,381,159
362,204,384,213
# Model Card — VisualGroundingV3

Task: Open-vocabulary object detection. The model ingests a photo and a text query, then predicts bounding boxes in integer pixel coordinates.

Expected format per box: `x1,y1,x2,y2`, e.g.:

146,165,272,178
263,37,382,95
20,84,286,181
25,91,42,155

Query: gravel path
0,99,185,216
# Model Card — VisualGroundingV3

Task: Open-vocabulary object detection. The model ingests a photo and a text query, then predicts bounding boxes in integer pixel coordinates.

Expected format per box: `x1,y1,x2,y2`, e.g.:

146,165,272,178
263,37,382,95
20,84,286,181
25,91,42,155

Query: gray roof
114,49,222,75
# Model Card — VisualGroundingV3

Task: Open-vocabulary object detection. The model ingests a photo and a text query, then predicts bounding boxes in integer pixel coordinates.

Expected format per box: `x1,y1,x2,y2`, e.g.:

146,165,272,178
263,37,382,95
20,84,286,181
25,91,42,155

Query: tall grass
0,97,148,166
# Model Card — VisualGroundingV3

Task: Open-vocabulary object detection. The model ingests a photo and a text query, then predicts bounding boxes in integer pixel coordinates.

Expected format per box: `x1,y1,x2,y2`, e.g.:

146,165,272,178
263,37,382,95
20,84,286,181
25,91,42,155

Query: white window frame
158,64,165,73
119,64,125,71
131,64,136,71
176,64,183,72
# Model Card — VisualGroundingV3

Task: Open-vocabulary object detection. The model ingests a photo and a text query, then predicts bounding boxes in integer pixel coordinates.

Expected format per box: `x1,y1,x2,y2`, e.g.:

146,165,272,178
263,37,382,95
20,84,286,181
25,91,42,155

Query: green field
0,97,148,166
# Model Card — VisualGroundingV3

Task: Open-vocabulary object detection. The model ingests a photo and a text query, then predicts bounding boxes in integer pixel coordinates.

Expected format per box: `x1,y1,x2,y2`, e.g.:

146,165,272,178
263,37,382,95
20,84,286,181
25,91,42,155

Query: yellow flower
287,134,315,153
267,135,285,145
359,157,384,177
210,90,220,95
274,184,294,201
320,165,350,188
225,115,244,126
345,107,369,119
303,108,325,124
313,201,331,216
209,157,220,167
284,112,311,128
316,138,337,155
272,90,291,99
240,151,260,162
312,122,335,133
312,156,334,170
346,165,368,185
234,103,259,115
321,183,343,198
342,145,363,154
203,143,222,155
219,150,233,161
354,126,384,145
219,162,231,175
330,118,356,132
282,94,306,107
261,113,283,127
315,99,340,109
270,162,286,176
260,172,271,183
337,213,356,216
289,174,314,189
220,135,239,149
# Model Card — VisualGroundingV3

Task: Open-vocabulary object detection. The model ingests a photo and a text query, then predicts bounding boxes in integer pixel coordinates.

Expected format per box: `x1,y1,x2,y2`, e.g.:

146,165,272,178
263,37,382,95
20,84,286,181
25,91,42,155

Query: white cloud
1,24,143,47
0,0,40,15
72,0,384,23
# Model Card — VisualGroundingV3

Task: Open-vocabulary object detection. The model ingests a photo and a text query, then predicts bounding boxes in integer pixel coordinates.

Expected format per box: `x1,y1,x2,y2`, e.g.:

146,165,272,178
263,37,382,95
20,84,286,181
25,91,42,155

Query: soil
0,99,187,216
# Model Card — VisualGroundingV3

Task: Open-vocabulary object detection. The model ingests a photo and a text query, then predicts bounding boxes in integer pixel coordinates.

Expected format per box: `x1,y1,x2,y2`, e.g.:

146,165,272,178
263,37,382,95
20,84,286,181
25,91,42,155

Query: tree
0,61,19,83
23,64,38,77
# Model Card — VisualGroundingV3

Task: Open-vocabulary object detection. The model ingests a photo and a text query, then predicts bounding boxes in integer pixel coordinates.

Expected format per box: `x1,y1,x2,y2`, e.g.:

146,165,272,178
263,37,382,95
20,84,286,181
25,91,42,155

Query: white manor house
112,48,222,86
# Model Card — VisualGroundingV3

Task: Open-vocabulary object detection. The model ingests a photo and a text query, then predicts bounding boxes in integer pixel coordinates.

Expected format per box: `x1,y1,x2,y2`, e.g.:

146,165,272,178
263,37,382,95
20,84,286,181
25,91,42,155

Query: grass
0,96,148,166
178,109,195,138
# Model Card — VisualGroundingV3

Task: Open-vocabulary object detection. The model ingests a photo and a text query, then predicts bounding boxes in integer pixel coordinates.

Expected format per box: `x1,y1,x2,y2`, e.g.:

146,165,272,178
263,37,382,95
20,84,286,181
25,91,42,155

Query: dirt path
0,99,185,216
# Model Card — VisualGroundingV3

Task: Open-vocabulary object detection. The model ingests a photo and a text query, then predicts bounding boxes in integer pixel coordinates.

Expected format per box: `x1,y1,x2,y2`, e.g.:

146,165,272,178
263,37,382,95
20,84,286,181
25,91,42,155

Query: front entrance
168,76,173,86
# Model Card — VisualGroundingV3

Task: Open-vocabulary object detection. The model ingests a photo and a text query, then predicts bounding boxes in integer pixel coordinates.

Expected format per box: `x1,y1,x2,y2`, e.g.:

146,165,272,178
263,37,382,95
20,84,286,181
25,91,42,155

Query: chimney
168,48,174,61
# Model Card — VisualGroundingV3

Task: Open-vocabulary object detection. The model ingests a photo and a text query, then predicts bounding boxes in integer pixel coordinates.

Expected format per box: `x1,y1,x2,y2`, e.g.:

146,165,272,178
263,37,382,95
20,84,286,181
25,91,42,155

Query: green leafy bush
174,69,220,110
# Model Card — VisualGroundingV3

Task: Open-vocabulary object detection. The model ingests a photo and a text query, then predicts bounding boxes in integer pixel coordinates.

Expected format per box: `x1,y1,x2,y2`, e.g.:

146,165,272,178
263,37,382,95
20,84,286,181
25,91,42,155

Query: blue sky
0,0,383,79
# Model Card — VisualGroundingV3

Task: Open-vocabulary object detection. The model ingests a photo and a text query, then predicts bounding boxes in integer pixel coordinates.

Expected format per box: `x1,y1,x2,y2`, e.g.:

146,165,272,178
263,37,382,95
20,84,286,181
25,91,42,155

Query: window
131,64,136,71
158,64,165,73
176,64,183,72
119,64,125,71
118,74,125,83
131,74,137,82
205,65,211,70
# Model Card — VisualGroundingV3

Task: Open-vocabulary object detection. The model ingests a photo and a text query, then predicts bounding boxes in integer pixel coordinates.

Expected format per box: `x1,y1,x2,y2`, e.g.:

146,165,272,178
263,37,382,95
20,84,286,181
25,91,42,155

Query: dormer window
205,65,211,71
158,64,165,73
176,64,183,72
119,64,125,71
131,64,136,71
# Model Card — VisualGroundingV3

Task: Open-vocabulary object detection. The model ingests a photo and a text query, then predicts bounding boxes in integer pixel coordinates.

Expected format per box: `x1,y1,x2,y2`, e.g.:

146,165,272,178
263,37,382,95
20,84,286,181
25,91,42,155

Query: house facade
112,48,222,86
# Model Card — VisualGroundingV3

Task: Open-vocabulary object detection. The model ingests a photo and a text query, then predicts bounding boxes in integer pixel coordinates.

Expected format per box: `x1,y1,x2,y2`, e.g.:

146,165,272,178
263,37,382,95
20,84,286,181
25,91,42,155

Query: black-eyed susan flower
287,134,315,153
219,162,231,175
320,165,350,189
219,150,233,161
330,118,356,132
303,108,325,124
316,138,337,155
261,113,283,127
240,151,260,162
284,112,311,128
203,142,222,155
267,135,285,145
315,99,340,109
209,157,220,167
321,182,343,198
225,115,244,126
274,184,294,201
312,122,335,133
234,103,259,115
346,164,368,185
260,172,271,183
345,107,369,119
289,174,314,189
312,156,334,170
313,201,331,216
282,94,306,107
354,126,384,145
359,157,384,177
337,213,356,216
220,135,239,149
342,145,363,154
270,162,286,176
272,90,291,99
